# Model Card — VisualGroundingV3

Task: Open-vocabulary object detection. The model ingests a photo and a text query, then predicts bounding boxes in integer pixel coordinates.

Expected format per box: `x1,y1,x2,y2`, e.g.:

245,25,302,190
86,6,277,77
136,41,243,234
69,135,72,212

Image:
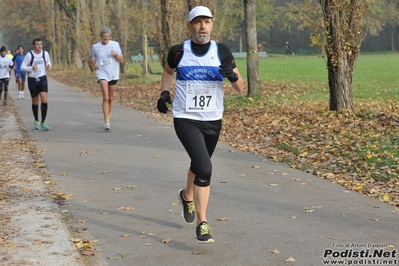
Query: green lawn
237,53,399,101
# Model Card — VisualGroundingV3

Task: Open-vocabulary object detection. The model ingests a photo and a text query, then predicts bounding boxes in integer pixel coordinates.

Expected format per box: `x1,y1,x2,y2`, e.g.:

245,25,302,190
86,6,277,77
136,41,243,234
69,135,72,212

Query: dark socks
41,103,48,122
32,104,39,121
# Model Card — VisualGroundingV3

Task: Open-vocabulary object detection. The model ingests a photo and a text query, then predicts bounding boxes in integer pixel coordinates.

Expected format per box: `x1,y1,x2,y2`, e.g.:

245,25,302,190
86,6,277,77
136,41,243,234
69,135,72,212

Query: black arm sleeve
218,43,237,69
166,44,183,69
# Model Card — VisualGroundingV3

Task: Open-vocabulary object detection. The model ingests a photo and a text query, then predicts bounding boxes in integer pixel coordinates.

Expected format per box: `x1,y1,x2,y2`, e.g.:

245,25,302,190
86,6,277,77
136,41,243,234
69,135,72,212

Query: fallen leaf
382,194,390,202
80,249,97,256
3,242,16,248
108,253,128,260
303,207,314,213
192,250,205,255
253,165,261,168
76,227,86,233
285,257,296,262
33,240,45,245
216,218,230,221
271,249,280,254
117,207,135,210
70,237,82,242
162,239,171,243
121,234,130,238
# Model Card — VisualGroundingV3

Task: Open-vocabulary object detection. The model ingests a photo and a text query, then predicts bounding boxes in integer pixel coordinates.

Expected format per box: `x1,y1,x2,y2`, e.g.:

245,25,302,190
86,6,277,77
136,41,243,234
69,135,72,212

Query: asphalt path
13,78,399,266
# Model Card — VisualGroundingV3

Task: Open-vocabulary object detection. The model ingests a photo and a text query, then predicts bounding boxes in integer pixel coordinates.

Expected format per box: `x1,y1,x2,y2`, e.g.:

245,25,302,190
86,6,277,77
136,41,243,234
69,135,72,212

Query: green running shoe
41,121,50,131
34,121,40,130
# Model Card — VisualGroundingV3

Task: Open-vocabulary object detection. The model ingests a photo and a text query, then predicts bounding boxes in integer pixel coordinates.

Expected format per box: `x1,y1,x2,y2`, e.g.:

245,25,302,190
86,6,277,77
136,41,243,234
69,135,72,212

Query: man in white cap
157,5,244,243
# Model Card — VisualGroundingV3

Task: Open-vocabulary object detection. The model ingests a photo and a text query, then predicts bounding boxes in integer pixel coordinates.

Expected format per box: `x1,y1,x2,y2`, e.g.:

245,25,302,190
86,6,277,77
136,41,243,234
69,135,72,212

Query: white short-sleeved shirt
20,50,51,78
0,56,13,79
90,40,122,81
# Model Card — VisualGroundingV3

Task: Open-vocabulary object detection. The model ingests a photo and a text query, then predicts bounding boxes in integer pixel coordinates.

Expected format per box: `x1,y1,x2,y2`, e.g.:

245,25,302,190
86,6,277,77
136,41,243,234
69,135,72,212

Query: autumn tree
319,0,367,111
159,0,172,68
244,0,260,96
384,0,399,51
112,0,129,74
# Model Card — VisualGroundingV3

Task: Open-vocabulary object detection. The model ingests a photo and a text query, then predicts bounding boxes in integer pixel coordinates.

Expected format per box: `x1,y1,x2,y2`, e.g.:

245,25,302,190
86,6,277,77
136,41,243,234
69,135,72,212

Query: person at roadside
89,26,124,131
13,45,27,100
20,38,52,131
0,46,14,105
285,41,291,55
157,6,244,244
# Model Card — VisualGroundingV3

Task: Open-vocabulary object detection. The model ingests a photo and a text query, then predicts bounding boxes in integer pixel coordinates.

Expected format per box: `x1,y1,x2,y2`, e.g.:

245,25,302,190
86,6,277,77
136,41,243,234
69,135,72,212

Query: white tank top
172,40,224,121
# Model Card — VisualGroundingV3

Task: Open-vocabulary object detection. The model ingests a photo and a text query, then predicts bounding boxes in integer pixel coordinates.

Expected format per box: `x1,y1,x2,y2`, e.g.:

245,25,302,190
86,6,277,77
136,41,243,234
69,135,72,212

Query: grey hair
100,27,111,35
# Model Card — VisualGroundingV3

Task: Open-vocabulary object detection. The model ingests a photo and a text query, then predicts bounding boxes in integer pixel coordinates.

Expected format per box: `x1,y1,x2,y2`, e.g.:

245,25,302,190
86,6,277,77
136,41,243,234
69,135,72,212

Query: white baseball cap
188,6,213,22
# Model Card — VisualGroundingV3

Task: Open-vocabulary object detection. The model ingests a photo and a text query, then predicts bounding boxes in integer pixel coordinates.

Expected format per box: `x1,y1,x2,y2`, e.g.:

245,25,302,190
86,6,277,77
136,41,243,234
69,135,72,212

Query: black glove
157,90,172,114
219,64,239,83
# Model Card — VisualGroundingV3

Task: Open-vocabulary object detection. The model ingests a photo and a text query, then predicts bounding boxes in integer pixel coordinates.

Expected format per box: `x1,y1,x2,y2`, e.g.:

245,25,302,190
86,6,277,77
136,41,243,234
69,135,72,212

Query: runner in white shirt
89,27,124,130
20,38,52,131
0,46,14,106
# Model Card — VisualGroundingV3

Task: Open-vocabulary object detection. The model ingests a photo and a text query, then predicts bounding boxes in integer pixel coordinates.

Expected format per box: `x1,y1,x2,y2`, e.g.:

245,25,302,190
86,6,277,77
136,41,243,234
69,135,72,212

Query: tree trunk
327,53,353,110
397,27,399,52
114,0,128,74
397,26,399,52
159,0,172,68
320,0,366,111
244,0,260,97
47,0,57,64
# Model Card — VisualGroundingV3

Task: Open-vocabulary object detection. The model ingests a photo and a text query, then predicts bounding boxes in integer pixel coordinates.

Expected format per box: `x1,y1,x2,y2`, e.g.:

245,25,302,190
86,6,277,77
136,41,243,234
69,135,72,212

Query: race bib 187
185,83,217,112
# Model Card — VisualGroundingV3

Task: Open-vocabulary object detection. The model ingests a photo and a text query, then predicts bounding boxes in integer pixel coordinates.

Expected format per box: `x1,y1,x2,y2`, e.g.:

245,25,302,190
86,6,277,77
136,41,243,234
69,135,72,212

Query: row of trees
1,0,398,67
0,0,394,110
